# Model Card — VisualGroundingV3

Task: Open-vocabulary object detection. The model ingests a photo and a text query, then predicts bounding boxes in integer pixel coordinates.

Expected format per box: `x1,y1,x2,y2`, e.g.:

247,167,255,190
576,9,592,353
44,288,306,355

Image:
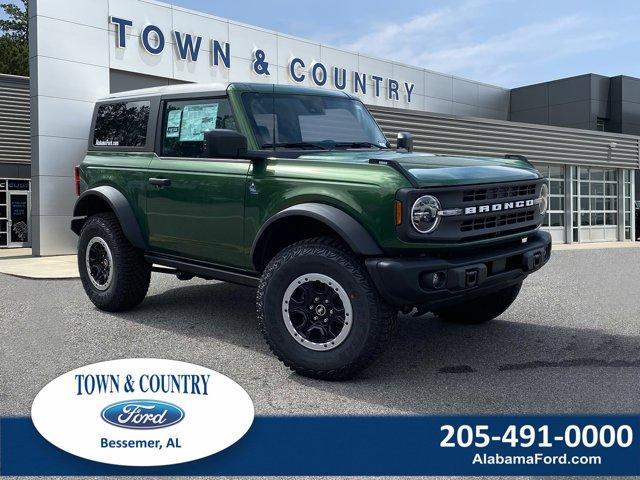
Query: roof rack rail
369,158,420,188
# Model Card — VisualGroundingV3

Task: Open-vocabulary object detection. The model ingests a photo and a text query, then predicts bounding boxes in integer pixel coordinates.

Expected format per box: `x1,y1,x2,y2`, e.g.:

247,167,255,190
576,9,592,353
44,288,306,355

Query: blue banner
2,416,639,476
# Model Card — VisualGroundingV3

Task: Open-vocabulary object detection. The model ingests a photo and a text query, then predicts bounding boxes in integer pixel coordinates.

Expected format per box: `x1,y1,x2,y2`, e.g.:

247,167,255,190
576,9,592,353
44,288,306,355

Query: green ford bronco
72,82,551,379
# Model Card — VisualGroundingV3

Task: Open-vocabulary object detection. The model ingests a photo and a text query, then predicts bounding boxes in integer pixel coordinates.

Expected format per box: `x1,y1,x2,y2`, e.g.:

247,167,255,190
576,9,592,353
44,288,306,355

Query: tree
0,0,28,76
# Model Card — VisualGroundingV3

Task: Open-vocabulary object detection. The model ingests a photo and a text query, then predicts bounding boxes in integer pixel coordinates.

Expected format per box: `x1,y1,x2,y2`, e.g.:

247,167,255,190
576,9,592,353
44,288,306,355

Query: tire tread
79,213,150,312
256,237,396,380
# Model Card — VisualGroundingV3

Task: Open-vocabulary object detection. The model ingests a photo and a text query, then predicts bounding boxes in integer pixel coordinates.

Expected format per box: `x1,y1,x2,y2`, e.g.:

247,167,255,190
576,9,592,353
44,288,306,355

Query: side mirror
397,132,414,153
203,129,248,158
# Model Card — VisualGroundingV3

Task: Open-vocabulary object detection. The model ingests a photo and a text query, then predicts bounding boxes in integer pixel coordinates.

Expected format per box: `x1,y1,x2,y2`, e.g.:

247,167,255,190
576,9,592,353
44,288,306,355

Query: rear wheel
78,213,151,312
257,237,397,380
434,282,522,324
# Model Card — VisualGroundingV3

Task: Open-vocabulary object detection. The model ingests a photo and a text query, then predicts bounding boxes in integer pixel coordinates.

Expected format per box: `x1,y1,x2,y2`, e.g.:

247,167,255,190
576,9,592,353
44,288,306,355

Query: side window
93,101,150,148
161,98,237,158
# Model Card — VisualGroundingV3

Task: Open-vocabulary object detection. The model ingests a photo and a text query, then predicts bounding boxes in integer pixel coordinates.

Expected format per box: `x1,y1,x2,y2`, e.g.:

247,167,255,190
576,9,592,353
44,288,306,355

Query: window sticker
166,109,183,138
180,104,219,142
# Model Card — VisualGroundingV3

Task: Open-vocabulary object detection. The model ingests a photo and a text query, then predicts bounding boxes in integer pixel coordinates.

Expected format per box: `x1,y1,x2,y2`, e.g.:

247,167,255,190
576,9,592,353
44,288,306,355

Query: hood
296,150,541,187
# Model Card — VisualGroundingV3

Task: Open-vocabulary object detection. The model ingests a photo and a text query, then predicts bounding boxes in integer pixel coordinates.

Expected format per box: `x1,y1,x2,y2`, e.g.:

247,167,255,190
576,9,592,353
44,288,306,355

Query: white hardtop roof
99,82,353,102
101,82,230,101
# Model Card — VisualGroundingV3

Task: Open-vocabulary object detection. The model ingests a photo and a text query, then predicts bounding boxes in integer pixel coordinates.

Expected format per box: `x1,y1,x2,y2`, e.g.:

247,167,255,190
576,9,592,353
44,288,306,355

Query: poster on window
10,194,28,243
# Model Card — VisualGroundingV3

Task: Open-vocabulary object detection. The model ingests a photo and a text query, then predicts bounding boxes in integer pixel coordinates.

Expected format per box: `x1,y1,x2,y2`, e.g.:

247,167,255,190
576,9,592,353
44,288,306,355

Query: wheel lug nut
314,316,318,320
315,297,319,302
325,300,329,304
309,305,313,310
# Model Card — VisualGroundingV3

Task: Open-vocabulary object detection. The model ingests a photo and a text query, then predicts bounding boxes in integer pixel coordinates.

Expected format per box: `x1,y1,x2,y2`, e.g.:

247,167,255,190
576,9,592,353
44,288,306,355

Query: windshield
241,92,389,150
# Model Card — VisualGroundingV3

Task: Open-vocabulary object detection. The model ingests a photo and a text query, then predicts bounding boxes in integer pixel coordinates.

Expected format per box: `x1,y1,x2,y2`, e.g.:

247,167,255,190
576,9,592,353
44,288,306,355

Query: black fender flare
71,186,145,249
251,203,383,270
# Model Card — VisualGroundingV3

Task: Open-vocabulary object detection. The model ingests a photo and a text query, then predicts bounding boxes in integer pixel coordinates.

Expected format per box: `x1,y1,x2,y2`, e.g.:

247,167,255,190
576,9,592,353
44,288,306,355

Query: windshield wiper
334,142,387,149
261,142,330,150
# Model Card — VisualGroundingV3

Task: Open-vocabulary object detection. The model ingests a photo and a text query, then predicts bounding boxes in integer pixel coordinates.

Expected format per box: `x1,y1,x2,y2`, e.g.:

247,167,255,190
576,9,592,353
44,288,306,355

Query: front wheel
78,213,151,312
434,282,522,324
256,237,397,380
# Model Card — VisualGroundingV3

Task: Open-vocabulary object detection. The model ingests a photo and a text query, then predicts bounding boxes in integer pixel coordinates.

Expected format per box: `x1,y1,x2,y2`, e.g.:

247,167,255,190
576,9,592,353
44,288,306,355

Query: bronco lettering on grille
464,199,535,215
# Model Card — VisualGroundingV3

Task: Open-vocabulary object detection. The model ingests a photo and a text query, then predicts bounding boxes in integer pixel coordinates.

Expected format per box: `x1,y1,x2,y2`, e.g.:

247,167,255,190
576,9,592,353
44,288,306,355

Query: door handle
149,178,171,188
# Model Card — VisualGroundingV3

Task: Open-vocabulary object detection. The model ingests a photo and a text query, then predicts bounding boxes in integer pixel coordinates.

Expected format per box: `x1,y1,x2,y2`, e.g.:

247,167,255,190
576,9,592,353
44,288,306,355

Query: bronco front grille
462,183,537,202
396,179,544,243
460,209,537,232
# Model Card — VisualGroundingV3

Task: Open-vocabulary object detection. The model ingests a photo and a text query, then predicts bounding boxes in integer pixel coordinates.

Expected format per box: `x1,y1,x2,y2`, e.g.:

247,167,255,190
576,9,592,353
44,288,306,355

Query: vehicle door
146,96,250,268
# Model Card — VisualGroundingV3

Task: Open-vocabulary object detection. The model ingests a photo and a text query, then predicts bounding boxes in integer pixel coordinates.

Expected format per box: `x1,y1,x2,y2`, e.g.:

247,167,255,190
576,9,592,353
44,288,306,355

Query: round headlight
411,195,441,233
539,183,549,215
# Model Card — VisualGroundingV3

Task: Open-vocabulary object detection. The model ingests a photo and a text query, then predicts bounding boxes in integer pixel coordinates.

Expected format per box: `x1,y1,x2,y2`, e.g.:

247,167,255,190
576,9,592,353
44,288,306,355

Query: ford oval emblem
101,400,185,430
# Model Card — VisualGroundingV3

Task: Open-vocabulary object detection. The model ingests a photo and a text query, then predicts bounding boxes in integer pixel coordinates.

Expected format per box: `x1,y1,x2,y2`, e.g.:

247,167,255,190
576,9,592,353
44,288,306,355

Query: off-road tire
257,237,397,380
78,213,151,312
434,282,522,325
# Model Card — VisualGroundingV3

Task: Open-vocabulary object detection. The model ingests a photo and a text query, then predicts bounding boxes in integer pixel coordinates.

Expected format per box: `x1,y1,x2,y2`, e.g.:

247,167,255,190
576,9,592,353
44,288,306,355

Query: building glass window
534,164,566,243
623,169,633,240
574,167,618,242
571,166,578,242
0,178,31,248
0,185,5,247
536,165,565,227
596,117,607,132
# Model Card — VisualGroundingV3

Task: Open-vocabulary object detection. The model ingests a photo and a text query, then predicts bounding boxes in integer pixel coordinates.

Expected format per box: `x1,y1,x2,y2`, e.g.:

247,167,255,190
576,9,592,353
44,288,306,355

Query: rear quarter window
93,101,151,148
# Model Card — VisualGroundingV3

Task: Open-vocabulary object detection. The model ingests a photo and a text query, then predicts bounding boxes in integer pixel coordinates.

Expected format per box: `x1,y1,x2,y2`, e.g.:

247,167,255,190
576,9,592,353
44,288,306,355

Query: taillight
74,166,81,196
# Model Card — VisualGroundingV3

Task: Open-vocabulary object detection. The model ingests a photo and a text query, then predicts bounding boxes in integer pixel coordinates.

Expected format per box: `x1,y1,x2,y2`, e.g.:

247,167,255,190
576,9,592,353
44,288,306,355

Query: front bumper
365,231,552,309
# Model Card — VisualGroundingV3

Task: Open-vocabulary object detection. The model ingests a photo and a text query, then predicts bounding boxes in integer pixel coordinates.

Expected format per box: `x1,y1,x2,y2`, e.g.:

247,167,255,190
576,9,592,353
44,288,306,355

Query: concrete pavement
0,248,78,279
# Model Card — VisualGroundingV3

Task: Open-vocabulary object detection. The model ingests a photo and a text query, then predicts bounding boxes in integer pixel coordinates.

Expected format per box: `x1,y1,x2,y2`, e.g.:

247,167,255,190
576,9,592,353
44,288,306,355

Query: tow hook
523,248,546,272
465,269,479,288
533,251,543,268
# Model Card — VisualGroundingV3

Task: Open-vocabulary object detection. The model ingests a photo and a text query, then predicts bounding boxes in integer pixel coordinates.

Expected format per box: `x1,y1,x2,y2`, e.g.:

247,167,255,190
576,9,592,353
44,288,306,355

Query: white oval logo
31,358,254,466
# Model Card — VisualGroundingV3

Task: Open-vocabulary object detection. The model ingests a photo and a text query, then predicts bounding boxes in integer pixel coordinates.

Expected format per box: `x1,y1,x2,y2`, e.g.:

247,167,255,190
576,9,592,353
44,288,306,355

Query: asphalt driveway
1,248,639,416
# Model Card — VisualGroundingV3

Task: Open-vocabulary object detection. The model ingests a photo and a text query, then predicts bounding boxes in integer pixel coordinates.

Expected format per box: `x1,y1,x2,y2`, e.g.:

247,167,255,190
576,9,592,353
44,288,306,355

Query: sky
167,0,640,88
5,0,640,88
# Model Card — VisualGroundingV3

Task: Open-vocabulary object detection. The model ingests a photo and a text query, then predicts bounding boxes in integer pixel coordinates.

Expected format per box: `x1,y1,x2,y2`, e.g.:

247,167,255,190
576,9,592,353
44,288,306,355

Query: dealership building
1,0,637,253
